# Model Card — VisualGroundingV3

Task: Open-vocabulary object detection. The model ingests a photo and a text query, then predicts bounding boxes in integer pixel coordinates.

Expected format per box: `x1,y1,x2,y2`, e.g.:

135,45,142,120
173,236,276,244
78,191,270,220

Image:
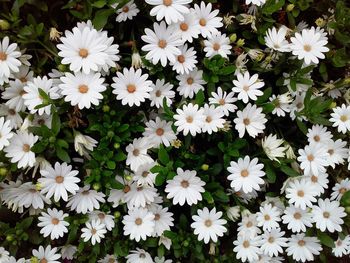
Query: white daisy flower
245,0,266,6
264,27,290,52
209,86,237,116
112,67,153,107
234,103,267,138
143,117,177,147
122,207,155,242
290,27,329,65
285,178,318,209
269,93,291,117
332,236,350,257
59,71,106,109
226,206,241,222
260,228,287,257
149,79,175,108
126,137,154,172
89,211,115,231
171,44,197,74
124,183,158,209
98,254,118,263
170,11,200,43
256,204,281,231
193,2,223,38
4,131,38,168
38,208,69,240
261,134,286,162
306,124,333,145
237,214,261,238
286,234,322,262
133,162,157,187
39,162,80,202
32,113,52,128
191,207,227,244
126,248,153,263
0,247,10,263
297,143,329,176
325,139,348,168
173,103,205,136
282,205,313,233
2,79,27,112
232,71,264,104
311,198,346,233
227,155,265,194
107,175,132,207
32,245,61,263
0,37,21,81
115,0,140,22
67,185,105,214
57,26,109,74
176,68,206,98
289,92,306,120
145,0,191,25
23,76,59,115
150,205,174,237
81,219,107,245
331,178,350,201
233,234,261,262
201,104,225,134
60,245,77,260
74,131,98,158
262,196,285,212
141,21,182,67
0,117,13,151
330,104,350,134
306,171,329,196
165,167,205,206
204,32,231,58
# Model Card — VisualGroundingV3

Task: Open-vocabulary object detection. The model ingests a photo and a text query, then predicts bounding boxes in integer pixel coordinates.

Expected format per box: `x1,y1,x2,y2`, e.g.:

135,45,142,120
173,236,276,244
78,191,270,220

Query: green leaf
18,217,33,229
92,0,106,8
262,0,285,15
265,163,276,183
155,173,166,186
158,145,170,165
281,165,300,177
218,65,236,75
92,9,114,30
317,231,335,248
213,189,229,203
56,147,71,163
256,87,272,104
195,90,205,106
51,111,61,135
31,140,49,153
202,191,214,204
115,151,126,162
106,161,116,170
340,190,350,207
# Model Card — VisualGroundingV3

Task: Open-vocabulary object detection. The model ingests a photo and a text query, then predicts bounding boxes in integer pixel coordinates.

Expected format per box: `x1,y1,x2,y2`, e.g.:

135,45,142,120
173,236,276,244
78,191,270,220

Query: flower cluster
0,0,349,262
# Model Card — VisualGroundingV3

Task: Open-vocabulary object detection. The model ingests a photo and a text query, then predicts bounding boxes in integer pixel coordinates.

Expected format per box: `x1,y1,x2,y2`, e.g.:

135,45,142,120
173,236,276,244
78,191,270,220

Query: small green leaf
158,145,170,165
56,147,71,163
281,165,300,177
317,231,335,248
51,111,61,135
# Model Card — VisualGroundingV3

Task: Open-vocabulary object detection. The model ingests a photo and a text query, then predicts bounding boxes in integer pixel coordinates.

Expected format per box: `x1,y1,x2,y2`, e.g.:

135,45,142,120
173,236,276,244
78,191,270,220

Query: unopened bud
0,19,10,30
286,4,294,12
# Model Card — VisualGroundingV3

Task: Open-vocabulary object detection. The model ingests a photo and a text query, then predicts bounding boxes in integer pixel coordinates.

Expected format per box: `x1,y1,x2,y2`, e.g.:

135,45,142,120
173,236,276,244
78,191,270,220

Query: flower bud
236,39,245,47
315,18,326,28
93,183,101,191
0,167,8,176
201,164,209,171
286,4,294,12
113,143,120,149
102,105,110,112
229,33,237,43
0,19,10,30
114,211,121,218
227,206,240,221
